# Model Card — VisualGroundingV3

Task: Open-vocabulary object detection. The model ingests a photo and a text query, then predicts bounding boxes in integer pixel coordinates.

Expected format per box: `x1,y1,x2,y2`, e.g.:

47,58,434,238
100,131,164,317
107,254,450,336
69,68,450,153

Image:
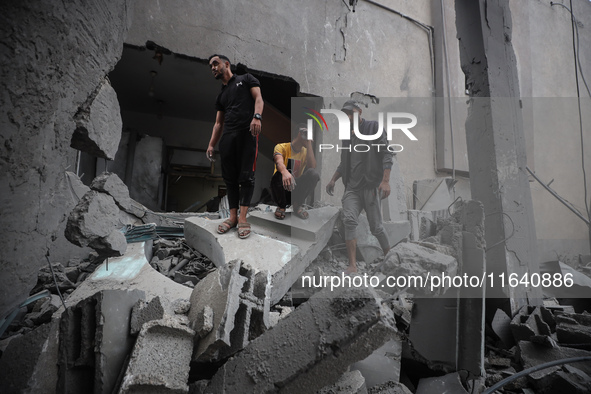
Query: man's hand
378,181,391,199
206,146,215,162
250,118,261,136
326,180,336,196
282,170,295,191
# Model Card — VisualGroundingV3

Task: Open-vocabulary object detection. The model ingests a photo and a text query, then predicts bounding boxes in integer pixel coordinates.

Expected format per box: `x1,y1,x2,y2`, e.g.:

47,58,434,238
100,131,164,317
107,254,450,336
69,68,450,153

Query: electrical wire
483,355,591,394
46,254,67,311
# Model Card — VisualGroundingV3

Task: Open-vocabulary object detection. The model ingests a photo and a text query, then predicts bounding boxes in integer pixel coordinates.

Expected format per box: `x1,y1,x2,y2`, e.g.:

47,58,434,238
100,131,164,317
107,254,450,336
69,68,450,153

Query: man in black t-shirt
206,54,264,239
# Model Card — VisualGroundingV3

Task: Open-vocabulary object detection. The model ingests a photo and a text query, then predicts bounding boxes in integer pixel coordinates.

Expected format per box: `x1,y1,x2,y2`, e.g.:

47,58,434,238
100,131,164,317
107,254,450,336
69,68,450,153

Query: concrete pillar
455,0,542,312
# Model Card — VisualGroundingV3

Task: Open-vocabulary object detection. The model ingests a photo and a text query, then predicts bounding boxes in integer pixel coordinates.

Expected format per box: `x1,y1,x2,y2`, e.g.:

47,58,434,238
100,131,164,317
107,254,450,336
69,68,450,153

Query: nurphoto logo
305,109,418,153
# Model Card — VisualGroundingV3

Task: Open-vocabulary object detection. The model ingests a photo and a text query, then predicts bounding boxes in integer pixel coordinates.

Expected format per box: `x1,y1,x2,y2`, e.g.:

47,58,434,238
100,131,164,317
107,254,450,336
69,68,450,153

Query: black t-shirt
215,73,261,134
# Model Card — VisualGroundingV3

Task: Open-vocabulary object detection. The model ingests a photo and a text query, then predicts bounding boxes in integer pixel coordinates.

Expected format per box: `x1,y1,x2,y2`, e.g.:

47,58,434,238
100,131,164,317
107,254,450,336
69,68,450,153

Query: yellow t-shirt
273,143,307,178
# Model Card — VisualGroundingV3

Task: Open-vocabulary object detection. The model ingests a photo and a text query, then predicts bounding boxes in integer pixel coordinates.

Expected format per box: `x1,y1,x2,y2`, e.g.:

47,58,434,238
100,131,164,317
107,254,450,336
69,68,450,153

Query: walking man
326,101,392,273
271,123,319,220
206,54,264,239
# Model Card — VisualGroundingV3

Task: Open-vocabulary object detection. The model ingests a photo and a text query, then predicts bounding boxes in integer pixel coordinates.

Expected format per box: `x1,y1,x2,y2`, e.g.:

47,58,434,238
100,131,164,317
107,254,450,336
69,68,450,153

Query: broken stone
172,299,191,314
119,318,195,394
205,286,398,394
58,289,144,394
350,339,401,390
510,306,554,343
371,242,458,296
174,272,199,287
130,296,165,335
188,260,271,363
65,190,127,257
492,308,514,348
556,312,591,345
70,78,122,160
517,341,591,387
416,372,469,394
318,370,367,394
367,381,413,394
90,172,145,218
0,321,57,393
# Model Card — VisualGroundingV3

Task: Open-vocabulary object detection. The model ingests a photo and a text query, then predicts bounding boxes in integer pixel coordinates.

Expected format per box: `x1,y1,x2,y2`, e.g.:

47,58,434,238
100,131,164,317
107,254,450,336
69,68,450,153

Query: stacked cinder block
204,286,398,393
188,259,271,364
57,289,144,394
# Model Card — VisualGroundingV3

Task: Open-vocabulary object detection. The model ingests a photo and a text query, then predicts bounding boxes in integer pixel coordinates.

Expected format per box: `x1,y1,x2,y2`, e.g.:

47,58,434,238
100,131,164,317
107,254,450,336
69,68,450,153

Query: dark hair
208,54,230,65
292,122,308,139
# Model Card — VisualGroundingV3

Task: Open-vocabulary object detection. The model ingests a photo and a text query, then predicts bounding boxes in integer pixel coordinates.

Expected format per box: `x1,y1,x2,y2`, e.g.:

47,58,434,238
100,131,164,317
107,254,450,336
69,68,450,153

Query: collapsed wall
0,0,131,317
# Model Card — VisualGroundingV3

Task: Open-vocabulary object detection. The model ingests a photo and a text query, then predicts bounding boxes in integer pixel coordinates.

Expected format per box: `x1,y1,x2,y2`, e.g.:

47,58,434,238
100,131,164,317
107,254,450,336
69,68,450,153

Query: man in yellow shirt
271,124,319,219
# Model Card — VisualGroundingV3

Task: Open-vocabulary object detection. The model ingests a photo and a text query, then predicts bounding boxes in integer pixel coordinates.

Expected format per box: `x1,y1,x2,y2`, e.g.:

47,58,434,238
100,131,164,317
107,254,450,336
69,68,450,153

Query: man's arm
206,111,224,160
326,170,342,196
273,152,294,191
378,168,391,199
250,86,264,136
304,139,316,169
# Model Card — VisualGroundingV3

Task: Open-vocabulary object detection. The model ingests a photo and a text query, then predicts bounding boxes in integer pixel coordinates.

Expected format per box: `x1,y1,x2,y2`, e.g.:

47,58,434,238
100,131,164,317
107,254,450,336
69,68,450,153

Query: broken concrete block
318,370,367,394
0,320,59,394
492,308,514,347
556,312,591,345
407,210,434,241
130,296,165,335
510,306,554,343
205,286,398,394
71,78,122,160
65,190,127,257
350,339,401,390
172,298,191,314
57,289,144,394
188,260,270,363
186,206,339,304
90,172,145,218
372,242,458,296
416,372,469,394
120,318,195,394
517,341,591,387
367,381,413,394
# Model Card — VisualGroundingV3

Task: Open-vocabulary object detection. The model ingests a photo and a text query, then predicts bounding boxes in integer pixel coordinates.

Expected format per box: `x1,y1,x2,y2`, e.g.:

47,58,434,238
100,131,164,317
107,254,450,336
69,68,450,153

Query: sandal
294,206,309,220
274,207,286,220
237,222,252,239
217,219,237,234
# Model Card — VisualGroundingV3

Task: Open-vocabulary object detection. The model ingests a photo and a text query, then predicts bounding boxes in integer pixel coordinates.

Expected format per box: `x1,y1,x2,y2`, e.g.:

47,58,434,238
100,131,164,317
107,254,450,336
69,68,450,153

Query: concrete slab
350,339,402,389
57,289,144,394
120,317,195,393
0,320,58,394
65,242,192,317
416,372,469,394
318,370,367,394
185,205,340,304
205,286,398,394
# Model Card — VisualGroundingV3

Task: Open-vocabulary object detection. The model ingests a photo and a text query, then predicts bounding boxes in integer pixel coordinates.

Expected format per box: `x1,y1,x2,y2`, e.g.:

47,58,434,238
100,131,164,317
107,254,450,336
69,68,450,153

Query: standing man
206,54,264,239
271,123,319,220
326,101,392,273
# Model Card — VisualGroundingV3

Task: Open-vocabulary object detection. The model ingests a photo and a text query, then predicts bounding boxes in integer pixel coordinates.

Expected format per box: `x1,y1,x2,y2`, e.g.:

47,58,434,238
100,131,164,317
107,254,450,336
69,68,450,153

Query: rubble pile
0,253,104,340
149,238,217,288
482,304,591,393
1,182,591,393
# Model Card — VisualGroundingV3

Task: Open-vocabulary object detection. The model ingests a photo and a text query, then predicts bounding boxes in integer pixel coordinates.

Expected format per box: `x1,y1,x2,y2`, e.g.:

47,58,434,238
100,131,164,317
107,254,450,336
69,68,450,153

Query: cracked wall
0,0,131,317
